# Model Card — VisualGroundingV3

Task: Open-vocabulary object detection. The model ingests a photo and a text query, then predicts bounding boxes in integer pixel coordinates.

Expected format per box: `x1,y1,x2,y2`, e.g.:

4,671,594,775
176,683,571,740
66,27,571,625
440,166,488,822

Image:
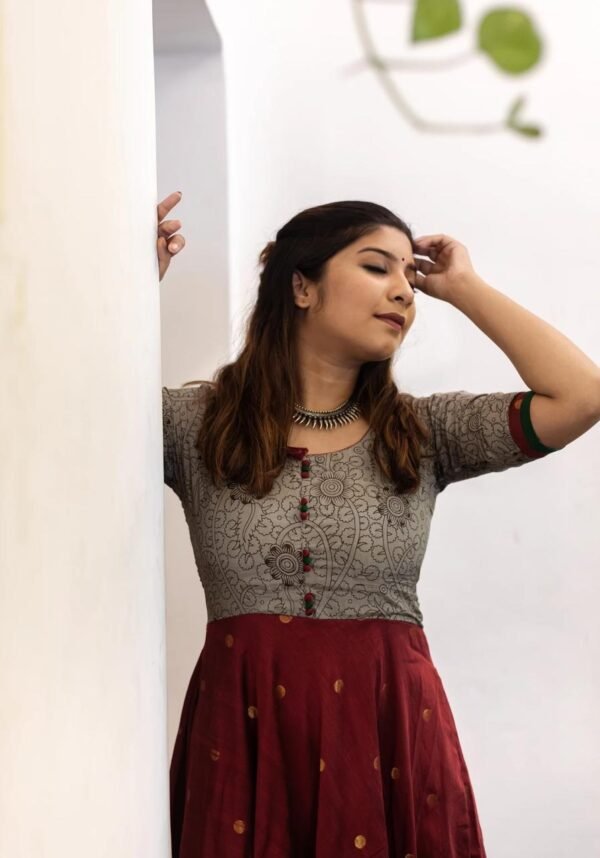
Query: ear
292,270,311,309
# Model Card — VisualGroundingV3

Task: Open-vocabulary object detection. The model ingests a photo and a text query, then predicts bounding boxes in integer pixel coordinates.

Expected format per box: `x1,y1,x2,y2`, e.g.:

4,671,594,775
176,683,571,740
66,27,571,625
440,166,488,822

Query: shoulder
397,389,430,421
162,380,214,405
162,381,214,428
163,380,214,399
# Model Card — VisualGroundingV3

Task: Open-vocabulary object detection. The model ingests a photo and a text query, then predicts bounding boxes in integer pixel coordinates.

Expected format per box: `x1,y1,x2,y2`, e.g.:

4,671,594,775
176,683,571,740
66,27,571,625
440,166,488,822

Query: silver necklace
292,396,362,430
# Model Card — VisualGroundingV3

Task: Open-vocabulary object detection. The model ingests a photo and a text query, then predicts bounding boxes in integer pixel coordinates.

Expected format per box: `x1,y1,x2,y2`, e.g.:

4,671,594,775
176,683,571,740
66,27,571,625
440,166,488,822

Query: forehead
348,225,414,261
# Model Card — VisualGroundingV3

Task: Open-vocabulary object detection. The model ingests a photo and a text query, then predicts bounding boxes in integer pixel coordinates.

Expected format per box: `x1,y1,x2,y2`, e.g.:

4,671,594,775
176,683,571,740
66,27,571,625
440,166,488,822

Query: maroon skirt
170,612,486,857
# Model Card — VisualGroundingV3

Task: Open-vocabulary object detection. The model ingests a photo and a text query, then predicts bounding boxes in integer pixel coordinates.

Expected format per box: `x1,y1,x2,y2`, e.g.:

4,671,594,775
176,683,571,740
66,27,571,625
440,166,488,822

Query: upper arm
411,389,564,493
527,391,600,449
162,386,181,496
162,383,211,503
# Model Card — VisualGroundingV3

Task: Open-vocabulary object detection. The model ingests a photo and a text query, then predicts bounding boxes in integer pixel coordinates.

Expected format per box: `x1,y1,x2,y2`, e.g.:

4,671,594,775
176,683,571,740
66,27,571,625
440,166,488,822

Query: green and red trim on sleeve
509,391,559,458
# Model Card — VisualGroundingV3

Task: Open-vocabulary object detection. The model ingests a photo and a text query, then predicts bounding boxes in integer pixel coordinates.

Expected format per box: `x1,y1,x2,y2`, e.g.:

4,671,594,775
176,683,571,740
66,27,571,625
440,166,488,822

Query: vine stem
350,0,507,135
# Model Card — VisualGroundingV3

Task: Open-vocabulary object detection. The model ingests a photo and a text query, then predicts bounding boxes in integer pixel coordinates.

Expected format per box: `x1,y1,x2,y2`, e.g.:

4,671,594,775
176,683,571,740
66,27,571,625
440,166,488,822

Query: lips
375,313,406,329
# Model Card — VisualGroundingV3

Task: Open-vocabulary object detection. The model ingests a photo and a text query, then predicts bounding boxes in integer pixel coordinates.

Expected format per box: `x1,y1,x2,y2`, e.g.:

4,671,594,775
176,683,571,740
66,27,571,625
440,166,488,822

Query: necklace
292,396,362,430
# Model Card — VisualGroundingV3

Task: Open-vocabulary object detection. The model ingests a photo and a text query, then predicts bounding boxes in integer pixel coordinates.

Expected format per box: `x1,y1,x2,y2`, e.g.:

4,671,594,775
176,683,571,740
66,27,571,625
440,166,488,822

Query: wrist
447,271,488,309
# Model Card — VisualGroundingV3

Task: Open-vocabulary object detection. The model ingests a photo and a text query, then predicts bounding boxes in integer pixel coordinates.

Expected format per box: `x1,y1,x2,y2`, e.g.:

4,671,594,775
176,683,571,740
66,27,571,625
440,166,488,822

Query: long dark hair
184,200,431,498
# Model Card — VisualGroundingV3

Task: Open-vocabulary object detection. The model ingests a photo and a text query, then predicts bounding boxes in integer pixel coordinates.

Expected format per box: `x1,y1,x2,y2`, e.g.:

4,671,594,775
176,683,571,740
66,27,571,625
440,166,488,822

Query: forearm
449,273,600,408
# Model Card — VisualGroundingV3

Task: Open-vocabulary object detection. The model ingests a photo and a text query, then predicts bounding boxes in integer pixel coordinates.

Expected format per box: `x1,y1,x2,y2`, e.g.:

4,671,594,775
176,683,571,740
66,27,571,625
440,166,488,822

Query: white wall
0,1,169,855
190,1,597,854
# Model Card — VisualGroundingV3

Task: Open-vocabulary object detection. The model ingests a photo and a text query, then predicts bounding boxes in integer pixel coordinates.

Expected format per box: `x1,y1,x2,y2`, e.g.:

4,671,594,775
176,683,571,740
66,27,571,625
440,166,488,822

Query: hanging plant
348,0,545,138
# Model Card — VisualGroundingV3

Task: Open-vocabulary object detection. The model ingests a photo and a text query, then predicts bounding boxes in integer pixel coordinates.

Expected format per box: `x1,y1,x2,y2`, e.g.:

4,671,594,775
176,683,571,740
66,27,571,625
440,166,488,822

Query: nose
392,278,415,306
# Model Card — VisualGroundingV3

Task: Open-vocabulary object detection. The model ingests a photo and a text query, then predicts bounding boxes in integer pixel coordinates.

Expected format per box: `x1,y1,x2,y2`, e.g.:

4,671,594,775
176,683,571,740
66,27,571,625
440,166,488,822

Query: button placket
286,446,316,616
300,455,315,615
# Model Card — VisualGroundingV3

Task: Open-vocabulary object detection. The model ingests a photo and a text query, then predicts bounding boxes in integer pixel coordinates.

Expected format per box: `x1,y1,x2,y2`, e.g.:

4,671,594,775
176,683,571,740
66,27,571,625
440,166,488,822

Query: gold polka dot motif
279,615,293,623
225,634,234,647
209,748,220,761
422,707,432,721
405,853,415,858
247,705,258,719
373,755,380,770
233,819,246,834
333,678,344,694
275,685,286,699
319,758,326,772
426,793,439,807
354,834,367,849
390,767,400,780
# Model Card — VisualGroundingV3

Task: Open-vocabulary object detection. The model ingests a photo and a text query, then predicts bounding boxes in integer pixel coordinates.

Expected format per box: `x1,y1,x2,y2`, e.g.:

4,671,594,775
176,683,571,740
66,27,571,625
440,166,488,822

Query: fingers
166,233,185,254
414,233,458,261
158,218,181,238
157,190,182,222
415,258,435,276
413,233,448,246
157,232,185,253
157,236,171,263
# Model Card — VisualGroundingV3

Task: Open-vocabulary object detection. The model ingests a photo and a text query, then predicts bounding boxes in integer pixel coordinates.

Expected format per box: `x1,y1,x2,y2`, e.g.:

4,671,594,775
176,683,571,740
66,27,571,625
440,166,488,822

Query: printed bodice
163,384,559,626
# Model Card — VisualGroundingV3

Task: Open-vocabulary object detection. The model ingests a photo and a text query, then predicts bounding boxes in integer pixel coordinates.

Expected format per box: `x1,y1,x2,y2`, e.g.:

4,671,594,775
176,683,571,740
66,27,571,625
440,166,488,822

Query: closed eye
363,264,418,292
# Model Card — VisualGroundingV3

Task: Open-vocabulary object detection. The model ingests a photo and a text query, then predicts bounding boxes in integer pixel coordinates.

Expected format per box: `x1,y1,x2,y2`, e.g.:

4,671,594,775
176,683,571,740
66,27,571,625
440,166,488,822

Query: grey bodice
162,384,558,626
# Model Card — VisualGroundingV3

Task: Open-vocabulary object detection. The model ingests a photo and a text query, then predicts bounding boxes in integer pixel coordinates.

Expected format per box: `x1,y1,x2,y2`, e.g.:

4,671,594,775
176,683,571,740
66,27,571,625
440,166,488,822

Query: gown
162,383,560,858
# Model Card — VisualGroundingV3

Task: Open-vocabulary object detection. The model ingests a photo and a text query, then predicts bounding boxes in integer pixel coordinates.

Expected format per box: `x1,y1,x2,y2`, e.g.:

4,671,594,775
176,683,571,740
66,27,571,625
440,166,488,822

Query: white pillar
0,2,169,856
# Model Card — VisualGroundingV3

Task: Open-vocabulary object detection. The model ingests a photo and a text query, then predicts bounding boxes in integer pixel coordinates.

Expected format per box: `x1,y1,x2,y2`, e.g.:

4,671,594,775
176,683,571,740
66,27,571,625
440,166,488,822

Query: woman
157,192,600,857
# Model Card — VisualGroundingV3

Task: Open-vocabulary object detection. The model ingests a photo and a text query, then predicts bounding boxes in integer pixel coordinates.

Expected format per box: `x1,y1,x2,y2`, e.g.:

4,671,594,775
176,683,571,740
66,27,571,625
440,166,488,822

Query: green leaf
411,0,462,43
509,123,543,137
478,8,543,74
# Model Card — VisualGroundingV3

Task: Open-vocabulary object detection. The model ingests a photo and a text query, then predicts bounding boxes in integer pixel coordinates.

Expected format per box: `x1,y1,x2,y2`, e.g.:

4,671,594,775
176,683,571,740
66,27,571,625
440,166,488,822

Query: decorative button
304,591,315,615
286,446,308,460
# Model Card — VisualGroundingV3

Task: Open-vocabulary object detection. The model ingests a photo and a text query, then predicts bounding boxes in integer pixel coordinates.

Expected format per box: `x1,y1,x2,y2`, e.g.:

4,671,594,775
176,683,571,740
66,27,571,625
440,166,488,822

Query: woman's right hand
157,191,186,282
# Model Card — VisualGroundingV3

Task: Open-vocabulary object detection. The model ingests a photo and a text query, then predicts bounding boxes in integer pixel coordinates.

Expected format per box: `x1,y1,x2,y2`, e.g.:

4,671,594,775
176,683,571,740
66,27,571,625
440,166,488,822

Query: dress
162,383,560,857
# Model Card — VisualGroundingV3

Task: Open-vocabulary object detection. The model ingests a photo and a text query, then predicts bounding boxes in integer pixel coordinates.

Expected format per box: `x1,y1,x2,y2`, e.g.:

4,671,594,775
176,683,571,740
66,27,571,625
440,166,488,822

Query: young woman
157,192,600,857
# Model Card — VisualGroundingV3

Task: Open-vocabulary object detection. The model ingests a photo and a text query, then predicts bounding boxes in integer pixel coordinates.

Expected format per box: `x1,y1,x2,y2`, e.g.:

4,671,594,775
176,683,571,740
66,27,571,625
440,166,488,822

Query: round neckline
286,425,372,456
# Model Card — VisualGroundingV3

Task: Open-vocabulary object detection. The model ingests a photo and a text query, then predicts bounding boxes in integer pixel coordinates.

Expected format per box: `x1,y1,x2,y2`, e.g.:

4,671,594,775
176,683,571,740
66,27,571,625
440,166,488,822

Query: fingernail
176,191,182,196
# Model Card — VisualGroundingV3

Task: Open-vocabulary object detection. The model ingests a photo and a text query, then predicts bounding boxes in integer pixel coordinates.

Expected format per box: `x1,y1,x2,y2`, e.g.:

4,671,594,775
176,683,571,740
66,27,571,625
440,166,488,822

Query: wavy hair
183,200,431,499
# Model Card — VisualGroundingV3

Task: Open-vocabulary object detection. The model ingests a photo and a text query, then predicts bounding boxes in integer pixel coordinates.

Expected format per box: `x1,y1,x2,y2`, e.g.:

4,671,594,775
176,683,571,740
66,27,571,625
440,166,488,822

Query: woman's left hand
413,233,479,303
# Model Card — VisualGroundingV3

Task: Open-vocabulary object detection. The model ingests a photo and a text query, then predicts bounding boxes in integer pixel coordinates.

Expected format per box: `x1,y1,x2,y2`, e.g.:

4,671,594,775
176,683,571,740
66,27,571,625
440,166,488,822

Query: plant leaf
478,8,543,74
509,123,543,137
411,0,462,43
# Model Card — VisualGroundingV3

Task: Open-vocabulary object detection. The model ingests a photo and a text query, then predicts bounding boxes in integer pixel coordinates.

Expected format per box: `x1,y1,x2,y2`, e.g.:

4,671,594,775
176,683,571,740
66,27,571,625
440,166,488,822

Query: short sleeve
161,384,209,501
162,387,180,495
409,389,561,493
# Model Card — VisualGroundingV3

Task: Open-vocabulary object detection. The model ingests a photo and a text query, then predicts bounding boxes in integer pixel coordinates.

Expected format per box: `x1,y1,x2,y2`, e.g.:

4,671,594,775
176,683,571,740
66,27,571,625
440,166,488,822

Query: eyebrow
357,246,418,271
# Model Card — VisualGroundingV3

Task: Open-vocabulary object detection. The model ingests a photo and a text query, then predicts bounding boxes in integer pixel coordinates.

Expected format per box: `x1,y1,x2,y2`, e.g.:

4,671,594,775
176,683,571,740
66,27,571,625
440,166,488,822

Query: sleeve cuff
508,391,560,457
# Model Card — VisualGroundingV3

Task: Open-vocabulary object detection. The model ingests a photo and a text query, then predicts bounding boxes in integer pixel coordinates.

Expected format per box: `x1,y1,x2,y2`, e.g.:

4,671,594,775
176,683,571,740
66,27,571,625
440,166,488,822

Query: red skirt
170,612,486,857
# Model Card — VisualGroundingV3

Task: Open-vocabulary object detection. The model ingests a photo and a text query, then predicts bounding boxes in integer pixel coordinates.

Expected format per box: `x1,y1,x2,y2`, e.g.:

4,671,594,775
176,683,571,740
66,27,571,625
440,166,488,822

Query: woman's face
292,225,418,365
